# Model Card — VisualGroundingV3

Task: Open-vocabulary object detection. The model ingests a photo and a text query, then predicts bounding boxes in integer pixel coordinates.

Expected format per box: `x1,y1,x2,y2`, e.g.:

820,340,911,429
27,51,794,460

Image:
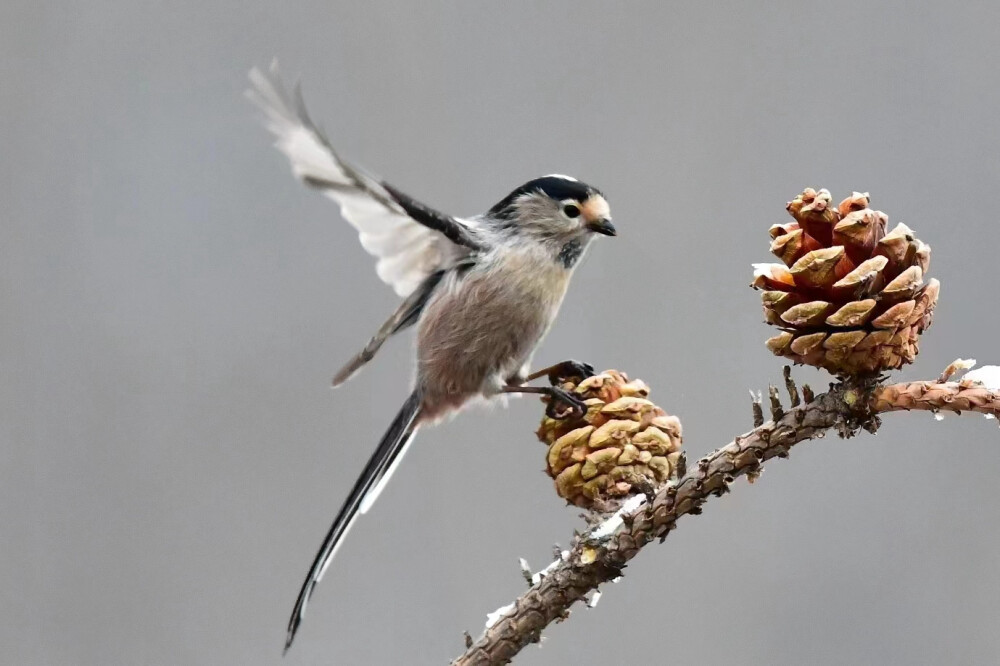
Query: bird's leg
525,360,595,386
503,385,587,419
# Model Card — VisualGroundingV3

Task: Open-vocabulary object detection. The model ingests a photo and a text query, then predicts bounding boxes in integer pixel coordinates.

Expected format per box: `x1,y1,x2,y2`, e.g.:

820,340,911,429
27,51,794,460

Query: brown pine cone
537,370,683,509
753,188,940,376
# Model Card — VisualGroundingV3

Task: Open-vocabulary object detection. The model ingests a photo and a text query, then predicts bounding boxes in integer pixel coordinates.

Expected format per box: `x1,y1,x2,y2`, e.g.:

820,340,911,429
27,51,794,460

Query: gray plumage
248,62,616,652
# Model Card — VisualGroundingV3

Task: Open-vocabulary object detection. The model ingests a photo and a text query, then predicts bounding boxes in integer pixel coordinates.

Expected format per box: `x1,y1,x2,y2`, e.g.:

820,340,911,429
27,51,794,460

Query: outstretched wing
247,63,483,297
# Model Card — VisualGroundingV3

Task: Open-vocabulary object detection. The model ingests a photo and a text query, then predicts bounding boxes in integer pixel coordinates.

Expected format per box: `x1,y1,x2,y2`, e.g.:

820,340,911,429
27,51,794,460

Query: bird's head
488,175,615,241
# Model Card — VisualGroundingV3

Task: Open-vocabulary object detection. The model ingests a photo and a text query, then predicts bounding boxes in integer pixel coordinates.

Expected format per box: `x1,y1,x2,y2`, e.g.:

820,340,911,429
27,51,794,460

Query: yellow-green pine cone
536,371,683,509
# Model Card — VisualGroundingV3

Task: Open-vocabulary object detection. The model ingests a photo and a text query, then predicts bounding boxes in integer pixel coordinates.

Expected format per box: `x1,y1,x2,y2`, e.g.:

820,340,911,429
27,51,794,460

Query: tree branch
452,376,1000,666
874,380,1000,418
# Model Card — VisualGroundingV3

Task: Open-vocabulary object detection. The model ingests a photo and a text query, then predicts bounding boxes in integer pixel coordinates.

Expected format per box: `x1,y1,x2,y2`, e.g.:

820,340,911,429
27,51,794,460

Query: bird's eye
562,203,581,218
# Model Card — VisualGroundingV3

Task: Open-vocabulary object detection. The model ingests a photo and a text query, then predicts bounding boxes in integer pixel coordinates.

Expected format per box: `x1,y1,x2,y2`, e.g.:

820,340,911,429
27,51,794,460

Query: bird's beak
587,217,617,236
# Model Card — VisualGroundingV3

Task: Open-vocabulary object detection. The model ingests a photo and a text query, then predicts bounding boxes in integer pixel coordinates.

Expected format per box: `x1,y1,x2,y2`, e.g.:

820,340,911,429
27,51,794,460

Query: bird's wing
330,267,446,387
247,63,483,297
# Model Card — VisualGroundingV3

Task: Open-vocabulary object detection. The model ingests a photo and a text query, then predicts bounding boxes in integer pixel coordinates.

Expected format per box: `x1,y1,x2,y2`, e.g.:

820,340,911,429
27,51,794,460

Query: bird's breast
415,249,573,399
492,248,574,309
427,250,572,340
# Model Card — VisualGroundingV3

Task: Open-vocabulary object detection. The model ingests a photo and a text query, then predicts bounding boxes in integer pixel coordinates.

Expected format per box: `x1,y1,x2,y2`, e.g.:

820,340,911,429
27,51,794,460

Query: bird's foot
530,360,595,386
544,386,588,420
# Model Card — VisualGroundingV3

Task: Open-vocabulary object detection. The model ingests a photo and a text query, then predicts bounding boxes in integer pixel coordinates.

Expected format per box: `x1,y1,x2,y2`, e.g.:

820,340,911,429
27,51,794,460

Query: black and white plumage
247,64,482,299
248,63,616,652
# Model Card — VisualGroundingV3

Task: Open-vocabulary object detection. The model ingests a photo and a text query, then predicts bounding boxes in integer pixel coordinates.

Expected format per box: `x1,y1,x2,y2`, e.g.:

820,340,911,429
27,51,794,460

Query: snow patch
963,365,1000,390
590,494,647,541
531,551,569,585
485,603,515,629
752,263,779,278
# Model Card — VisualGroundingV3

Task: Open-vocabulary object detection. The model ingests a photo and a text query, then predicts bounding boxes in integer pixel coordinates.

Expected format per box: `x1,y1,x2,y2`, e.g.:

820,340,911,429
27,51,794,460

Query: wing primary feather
331,269,445,387
381,182,484,251
248,62,485,297
284,390,423,653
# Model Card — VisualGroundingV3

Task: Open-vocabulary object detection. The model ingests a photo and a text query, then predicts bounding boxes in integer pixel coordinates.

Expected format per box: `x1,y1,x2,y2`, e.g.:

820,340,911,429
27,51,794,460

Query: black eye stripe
562,203,581,218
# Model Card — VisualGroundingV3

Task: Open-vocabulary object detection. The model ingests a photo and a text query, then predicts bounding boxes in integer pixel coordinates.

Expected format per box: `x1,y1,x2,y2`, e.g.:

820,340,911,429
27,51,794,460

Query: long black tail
284,390,422,653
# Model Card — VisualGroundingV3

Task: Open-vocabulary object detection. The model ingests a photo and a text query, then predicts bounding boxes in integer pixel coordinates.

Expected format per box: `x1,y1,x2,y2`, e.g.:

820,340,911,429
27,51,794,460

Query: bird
247,63,617,652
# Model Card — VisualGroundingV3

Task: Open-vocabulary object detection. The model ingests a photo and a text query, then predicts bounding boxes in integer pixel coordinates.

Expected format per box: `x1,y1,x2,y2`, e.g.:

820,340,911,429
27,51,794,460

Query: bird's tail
284,390,423,653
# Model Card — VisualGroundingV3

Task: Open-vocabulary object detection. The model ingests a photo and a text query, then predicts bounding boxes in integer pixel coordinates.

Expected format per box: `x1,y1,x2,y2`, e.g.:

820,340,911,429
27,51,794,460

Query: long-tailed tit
248,64,616,651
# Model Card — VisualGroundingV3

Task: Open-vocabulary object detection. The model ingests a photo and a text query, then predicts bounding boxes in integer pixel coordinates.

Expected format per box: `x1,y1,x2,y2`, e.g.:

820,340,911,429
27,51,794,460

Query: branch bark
452,377,1000,666
875,380,1000,418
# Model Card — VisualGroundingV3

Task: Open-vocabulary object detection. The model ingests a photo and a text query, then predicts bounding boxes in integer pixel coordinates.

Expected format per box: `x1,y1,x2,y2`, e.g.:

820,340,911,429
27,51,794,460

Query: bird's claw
547,360,595,386
545,387,588,420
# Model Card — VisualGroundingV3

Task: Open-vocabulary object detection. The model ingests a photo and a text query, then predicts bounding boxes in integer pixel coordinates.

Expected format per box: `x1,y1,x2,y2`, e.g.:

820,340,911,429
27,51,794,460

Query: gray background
3,2,1000,664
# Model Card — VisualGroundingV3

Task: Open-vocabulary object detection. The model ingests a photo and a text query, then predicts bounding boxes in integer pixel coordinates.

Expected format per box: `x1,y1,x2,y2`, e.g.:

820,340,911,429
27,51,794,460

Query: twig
451,378,1000,666
783,366,800,407
750,390,764,427
874,380,1000,419
937,358,977,384
768,385,784,421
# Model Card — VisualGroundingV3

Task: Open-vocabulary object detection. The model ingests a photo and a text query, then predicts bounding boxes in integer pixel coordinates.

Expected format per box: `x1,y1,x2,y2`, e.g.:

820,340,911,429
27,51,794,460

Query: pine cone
537,370,683,509
753,188,940,376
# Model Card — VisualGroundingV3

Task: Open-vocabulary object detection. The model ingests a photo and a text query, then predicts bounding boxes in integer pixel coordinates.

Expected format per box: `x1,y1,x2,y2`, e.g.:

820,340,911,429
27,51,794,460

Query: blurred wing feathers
248,62,481,297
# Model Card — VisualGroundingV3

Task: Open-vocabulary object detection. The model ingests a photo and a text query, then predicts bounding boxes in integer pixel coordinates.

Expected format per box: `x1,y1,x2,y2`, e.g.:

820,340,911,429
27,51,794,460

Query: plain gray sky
3,2,1000,664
